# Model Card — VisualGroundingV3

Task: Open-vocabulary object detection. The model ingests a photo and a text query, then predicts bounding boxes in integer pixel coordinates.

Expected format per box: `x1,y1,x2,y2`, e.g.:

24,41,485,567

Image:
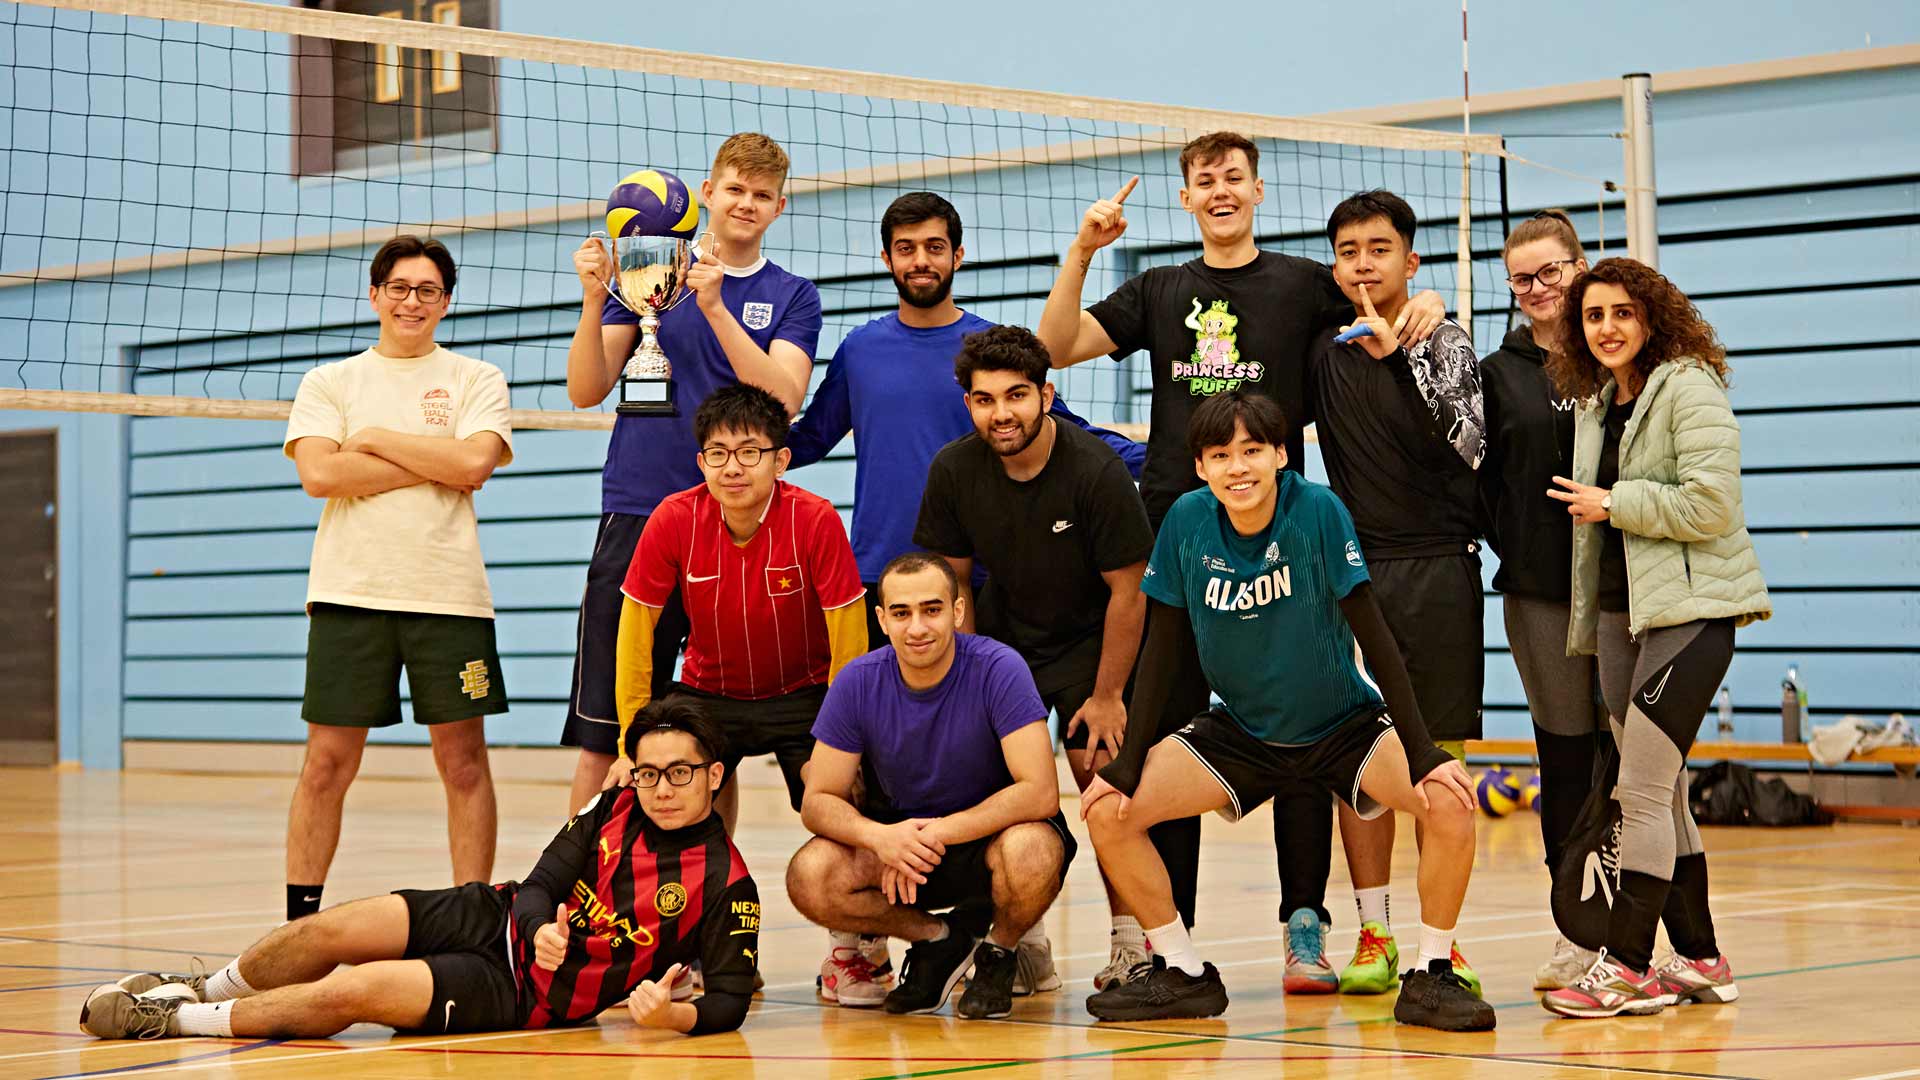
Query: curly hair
1545,257,1728,403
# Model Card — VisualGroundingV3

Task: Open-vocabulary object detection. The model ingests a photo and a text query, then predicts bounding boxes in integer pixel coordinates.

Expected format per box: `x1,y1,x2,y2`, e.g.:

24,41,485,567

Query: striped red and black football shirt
623,479,865,700
505,787,759,1033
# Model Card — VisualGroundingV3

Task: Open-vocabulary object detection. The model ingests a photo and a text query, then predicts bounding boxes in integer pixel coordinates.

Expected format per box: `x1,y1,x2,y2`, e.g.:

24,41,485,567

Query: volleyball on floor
1476,767,1524,817
1522,772,1543,813
606,168,700,238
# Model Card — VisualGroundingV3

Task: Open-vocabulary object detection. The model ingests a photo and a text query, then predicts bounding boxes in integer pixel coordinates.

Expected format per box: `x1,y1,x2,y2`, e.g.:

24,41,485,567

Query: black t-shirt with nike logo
913,420,1154,691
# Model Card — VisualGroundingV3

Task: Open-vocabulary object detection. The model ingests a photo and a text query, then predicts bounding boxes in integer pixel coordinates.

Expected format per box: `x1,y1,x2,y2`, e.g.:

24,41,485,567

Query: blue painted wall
1,1,1915,763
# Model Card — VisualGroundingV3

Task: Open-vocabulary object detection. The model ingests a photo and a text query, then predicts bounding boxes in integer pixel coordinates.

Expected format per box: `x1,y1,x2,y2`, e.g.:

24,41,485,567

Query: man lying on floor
81,697,760,1040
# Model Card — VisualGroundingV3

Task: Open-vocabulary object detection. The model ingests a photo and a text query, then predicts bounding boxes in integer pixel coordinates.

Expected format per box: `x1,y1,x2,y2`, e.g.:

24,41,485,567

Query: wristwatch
1600,493,1612,512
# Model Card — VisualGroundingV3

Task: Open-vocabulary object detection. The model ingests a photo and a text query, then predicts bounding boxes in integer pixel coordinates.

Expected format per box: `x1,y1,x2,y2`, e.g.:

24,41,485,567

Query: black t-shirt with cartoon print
1088,251,1346,523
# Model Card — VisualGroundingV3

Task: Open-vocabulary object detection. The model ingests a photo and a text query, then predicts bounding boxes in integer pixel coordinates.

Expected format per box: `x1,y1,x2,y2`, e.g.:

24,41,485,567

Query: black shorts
1030,635,1105,753
394,882,524,1035
672,681,826,813
1370,553,1485,742
302,603,508,727
914,812,1079,913
562,511,691,755
1169,707,1400,823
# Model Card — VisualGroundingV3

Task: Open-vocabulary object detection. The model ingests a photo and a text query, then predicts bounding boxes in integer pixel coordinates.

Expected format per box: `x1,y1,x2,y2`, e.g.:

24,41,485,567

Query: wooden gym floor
4,763,1919,1079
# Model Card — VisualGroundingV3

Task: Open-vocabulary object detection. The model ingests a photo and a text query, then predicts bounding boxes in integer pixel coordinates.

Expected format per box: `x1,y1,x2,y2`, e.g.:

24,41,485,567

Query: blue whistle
1334,324,1375,344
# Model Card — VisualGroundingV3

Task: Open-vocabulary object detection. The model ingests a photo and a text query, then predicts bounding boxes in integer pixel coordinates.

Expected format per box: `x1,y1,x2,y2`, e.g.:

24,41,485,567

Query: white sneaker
858,934,893,981
1535,935,1599,990
818,945,889,1007
1092,940,1151,991
1011,935,1063,995
669,964,701,1002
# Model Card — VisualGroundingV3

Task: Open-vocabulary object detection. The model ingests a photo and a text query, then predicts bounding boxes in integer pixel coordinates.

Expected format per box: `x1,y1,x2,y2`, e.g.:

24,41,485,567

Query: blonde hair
1503,208,1585,263
712,132,790,190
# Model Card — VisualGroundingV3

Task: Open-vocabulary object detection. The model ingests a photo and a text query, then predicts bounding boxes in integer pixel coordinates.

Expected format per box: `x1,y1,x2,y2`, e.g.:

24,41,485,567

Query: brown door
0,430,57,765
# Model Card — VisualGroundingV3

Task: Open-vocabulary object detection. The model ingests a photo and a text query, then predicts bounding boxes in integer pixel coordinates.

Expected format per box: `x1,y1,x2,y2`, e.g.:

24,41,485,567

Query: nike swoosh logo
685,573,720,583
302,895,320,903
444,1000,455,1030
1052,521,1073,533
1641,667,1674,706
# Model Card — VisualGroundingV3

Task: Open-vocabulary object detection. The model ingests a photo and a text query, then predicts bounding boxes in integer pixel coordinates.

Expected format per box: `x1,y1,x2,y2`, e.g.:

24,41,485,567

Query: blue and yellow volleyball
1522,772,1543,813
1476,767,1523,817
606,168,699,239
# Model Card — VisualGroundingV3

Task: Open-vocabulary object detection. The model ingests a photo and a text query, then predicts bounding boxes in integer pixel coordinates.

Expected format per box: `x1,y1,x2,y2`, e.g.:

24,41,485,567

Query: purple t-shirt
811,634,1046,819
600,257,822,517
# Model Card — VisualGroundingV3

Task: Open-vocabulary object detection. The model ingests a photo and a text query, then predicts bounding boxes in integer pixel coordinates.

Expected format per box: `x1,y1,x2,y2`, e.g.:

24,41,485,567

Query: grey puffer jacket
1567,358,1771,653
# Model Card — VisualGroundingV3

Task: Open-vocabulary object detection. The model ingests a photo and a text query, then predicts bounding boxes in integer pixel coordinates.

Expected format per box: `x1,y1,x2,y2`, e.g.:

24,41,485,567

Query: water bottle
1781,664,1802,743
1716,686,1734,738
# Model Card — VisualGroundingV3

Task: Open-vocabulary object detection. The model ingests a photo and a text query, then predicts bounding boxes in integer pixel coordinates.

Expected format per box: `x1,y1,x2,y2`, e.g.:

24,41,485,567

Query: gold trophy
589,230,714,416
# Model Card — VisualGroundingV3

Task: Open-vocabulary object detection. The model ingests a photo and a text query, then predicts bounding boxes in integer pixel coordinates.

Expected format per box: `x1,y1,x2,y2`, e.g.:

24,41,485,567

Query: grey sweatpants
1595,613,1736,880
1504,594,1602,738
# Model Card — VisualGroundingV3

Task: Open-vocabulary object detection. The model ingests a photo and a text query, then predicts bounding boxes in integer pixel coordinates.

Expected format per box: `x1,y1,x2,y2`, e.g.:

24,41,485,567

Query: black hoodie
1480,325,1578,601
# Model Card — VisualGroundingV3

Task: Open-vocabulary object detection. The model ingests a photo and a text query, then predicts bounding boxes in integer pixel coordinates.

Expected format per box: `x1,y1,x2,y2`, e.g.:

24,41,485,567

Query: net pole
1622,72,1660,267
1456,0,1474,336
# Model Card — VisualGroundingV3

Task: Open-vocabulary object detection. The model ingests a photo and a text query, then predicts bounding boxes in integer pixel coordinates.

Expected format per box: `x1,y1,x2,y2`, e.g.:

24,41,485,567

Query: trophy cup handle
589,230,639,316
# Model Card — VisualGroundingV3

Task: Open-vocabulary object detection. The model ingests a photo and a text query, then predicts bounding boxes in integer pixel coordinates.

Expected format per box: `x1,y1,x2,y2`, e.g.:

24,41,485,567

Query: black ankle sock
1606,871,1671,973
1662,853,1720,959
287,884,323,921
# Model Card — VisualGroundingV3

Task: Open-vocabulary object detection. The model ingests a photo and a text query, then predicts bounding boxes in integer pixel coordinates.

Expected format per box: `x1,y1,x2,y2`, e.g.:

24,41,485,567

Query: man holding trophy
560,133,824,819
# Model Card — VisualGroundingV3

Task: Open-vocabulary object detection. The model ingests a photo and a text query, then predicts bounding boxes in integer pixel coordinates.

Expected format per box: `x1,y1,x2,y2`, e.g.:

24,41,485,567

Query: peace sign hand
1074,176,1139,253
1338,283,1399,360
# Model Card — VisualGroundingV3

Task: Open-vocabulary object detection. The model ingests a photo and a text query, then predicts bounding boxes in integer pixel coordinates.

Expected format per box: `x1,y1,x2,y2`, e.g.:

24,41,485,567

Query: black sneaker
956,942,1017,1019
1395,960,1497,1032
1085,956,1229,1022
884,919,979,1015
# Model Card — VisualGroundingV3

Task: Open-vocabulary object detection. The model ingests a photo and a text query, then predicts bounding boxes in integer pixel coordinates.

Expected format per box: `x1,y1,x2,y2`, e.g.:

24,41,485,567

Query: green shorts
303,602,509,727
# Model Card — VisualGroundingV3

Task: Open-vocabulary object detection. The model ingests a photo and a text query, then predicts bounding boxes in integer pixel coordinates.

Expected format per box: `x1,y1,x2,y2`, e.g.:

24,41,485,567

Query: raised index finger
1111,175,1140,205
1358,281,1379,320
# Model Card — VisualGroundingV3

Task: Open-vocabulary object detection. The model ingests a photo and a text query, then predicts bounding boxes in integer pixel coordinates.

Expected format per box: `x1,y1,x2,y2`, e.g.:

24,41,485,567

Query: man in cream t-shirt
281,235,514,923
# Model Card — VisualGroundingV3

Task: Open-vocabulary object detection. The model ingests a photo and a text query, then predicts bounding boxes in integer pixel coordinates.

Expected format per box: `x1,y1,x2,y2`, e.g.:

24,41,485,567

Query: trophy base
616,375,676,417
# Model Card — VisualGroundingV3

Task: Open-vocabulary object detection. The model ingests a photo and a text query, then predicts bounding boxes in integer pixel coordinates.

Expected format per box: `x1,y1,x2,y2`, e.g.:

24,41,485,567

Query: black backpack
1689,761,1833,827
1550,741,1622,952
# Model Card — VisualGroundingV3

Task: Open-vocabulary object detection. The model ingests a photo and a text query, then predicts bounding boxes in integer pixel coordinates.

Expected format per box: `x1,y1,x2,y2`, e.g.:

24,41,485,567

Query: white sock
828,930,862,951
203,961,255,1003
1110,915,1145,949
921,920,950,943
1145,918,1205,977
1019,922,1048,946
1354,886,1390,930
1416,923,1454,971
174,1001,234,1037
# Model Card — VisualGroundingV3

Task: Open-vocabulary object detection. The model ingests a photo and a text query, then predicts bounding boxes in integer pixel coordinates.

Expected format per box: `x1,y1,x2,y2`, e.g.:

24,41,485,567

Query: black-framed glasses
630,761,713,788
378,281,447,304
1505,259,1576,295
699,445,773,469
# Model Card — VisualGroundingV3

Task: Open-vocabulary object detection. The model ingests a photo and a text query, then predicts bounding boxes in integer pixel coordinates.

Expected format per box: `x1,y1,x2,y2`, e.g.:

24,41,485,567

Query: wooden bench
1466,739,1920,767
1465,739,1920,822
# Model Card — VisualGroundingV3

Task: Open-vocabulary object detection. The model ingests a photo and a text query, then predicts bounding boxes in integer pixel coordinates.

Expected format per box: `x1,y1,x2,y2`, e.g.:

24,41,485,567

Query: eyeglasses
699,445,773,469
630,762,713,788
1506,259,1576,295
378,281,447,304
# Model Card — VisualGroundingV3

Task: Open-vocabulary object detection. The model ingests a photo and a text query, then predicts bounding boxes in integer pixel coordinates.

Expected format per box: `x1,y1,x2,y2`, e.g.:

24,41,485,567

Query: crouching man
785,552,1076,1019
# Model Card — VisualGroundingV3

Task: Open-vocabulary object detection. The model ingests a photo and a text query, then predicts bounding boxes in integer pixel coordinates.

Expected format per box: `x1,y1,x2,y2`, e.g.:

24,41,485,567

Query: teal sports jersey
1142,470,1381,745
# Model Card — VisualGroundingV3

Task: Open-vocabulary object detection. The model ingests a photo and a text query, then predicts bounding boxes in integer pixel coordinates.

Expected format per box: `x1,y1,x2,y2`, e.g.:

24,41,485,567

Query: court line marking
19,949,1920,1079
32,1040,280,1080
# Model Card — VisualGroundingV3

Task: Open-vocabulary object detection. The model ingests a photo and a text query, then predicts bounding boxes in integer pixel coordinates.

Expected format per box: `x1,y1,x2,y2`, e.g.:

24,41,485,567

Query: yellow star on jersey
778,576,793,590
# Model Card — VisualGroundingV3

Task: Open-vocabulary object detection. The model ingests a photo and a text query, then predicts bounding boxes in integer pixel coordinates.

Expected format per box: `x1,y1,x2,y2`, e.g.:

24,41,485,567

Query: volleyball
606,168,700,239
1522,773,1543,813
1476,768,1524,817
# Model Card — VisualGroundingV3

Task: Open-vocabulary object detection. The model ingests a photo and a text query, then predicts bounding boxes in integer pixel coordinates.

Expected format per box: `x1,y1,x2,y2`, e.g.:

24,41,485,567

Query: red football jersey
623,480,864,700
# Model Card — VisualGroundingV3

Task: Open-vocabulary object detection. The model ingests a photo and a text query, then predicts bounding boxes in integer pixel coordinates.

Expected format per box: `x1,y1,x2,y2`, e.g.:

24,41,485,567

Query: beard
985,411,1045,457
892,267,954,308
